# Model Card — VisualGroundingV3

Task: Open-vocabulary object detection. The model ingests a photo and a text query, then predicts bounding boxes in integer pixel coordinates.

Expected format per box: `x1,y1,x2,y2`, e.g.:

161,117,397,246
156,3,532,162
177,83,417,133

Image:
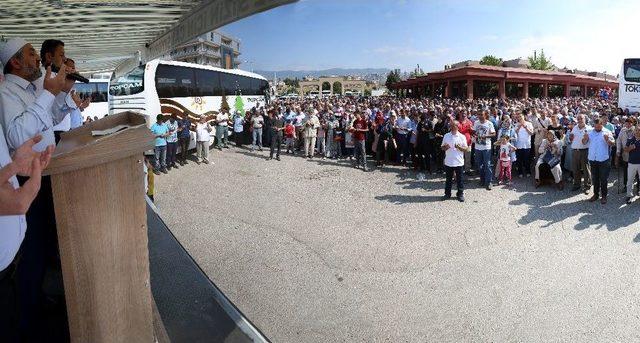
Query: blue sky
219,0,639,75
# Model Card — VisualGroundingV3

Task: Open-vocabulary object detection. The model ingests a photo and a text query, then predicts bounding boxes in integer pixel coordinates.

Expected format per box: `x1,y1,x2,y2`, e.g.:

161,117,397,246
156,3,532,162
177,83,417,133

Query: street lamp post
242,60,254,73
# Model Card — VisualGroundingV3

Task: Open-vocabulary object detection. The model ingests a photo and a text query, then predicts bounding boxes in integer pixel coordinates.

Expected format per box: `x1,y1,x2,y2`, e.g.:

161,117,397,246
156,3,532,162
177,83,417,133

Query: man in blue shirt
582,118,616,204
150,114,169,174
177,115,191,165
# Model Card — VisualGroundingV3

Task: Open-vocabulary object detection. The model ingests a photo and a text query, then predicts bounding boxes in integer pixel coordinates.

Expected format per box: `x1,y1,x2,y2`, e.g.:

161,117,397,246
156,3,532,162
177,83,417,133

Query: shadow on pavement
231,146,640,242
374,194,444,204
508,190,640,233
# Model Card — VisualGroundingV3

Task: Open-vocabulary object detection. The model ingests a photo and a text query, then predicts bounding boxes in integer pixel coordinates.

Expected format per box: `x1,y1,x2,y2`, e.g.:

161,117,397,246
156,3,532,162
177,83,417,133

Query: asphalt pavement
155,146,640,343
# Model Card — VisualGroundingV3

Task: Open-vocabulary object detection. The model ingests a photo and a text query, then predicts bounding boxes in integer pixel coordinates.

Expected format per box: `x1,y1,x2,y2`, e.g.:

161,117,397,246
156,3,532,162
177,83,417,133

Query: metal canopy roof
0,0,296,73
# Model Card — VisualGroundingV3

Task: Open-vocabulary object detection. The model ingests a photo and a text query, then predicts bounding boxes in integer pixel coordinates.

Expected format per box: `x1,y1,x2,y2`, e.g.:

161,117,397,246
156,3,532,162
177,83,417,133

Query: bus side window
195,69,221,97
219,73,240,96
156,65,196,98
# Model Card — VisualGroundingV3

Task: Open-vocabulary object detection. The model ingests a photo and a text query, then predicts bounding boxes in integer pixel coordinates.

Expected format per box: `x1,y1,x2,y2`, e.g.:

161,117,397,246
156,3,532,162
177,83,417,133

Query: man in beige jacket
304,109,320,158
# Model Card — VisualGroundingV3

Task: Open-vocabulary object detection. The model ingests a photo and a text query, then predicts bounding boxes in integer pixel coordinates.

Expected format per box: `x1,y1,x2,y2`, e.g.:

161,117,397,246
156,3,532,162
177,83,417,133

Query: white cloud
496,4,640,75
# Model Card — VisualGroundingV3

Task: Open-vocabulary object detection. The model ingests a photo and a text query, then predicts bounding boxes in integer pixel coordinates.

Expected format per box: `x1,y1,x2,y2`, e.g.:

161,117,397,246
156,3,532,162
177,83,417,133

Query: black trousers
166,141,178,166
270,133,282,158
234,131,244,147
515,148,531,176
15,175,61,338
179,136,190,162
376,138,390,164
444,165,464,197
590,159,611,198
0,264,19,343
433,139,444,171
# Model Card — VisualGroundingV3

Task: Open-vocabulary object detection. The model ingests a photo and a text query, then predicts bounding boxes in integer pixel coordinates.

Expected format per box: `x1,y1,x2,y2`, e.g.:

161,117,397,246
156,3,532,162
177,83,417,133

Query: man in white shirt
472,110,496,190
569,114,592,193
0,131,52,341
514,113,534,178
1,38,74,152
195,116,213,164
214,110,230,150
303,110,320,158
395,110,411,165
441,120,470,202
294,107,306,152
0,37,71,338
251,112,265,151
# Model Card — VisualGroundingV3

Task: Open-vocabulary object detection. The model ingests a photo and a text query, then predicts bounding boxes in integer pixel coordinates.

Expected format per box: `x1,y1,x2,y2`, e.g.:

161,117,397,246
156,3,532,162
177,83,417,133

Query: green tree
333,82,342,95
234,95,244,115
283,77,299,88
364,89,372,96
385,69,401,90
479,55,503,66
528,49,555,71
220,93,231,113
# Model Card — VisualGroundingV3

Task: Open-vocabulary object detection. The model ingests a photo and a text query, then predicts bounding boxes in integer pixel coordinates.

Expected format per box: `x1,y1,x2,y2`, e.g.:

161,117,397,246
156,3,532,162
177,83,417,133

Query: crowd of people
0,33,636,341
169,93,636,204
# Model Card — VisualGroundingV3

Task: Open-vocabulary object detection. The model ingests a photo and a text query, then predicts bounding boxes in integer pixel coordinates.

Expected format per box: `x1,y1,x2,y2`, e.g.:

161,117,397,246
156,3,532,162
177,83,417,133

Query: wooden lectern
45,112,155,342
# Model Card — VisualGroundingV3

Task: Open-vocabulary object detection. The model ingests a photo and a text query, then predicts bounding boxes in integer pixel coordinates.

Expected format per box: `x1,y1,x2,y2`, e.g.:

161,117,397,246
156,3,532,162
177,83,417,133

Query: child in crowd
284,120,296,154
495,134,516,185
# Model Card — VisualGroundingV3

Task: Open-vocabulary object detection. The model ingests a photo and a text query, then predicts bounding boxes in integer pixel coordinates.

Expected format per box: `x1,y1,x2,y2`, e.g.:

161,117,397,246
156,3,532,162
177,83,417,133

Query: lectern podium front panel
47,112,155,342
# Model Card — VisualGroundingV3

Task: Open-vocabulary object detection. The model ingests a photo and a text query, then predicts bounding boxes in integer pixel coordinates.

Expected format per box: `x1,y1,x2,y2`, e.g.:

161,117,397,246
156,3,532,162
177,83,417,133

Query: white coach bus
619,58,640,113
108,59,269,147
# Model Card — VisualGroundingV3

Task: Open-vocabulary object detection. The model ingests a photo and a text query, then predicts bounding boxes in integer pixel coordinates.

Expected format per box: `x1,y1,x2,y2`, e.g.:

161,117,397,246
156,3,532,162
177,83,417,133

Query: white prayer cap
0,37,28,67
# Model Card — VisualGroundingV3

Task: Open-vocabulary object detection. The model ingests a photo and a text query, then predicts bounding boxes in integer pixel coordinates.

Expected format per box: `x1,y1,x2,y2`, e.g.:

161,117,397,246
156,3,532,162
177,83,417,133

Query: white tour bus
619,58,640,113
108,59,269,148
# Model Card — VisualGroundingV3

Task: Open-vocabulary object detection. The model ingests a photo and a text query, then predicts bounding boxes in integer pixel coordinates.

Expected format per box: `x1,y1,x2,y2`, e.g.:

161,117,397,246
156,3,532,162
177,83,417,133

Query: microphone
50,65,90,83
66,72,90,84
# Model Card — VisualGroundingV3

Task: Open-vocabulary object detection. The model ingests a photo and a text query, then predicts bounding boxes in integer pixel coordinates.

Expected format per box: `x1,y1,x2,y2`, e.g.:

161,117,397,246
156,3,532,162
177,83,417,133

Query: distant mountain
254,68,391,80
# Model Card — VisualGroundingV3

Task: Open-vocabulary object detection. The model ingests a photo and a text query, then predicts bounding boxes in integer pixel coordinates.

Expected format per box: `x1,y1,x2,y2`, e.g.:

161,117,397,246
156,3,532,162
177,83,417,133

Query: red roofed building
391,64,618,100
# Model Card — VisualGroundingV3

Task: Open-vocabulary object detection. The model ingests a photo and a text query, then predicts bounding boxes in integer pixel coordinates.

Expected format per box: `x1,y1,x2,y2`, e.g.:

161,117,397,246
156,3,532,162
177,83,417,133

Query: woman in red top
284,121,296,154
456,110,473,172
351,112,369,171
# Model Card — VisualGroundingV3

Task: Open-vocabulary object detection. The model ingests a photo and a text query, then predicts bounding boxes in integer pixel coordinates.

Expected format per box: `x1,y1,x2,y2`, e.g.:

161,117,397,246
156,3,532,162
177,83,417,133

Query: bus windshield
109,65,145,96
624,59,640,83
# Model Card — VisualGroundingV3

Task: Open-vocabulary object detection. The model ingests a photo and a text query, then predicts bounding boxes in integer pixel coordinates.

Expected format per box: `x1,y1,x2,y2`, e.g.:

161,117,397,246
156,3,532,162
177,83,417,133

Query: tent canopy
1,0,296,73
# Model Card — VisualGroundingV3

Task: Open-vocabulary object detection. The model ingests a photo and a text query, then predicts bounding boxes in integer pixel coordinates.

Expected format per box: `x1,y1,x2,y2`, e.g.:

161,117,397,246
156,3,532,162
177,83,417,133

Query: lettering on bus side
625,84,640,93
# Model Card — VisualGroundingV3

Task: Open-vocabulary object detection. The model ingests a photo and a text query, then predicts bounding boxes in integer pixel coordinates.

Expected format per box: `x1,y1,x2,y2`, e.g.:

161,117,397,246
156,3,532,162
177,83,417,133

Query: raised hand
11,135,53,176
43,66,65,96
71,90,83,107
80,97,91,110
61,64,76,92
0,158,42,215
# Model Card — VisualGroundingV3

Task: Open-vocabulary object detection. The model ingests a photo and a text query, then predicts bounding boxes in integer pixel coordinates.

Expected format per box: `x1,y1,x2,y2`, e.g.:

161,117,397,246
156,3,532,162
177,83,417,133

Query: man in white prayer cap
0,37,68,340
